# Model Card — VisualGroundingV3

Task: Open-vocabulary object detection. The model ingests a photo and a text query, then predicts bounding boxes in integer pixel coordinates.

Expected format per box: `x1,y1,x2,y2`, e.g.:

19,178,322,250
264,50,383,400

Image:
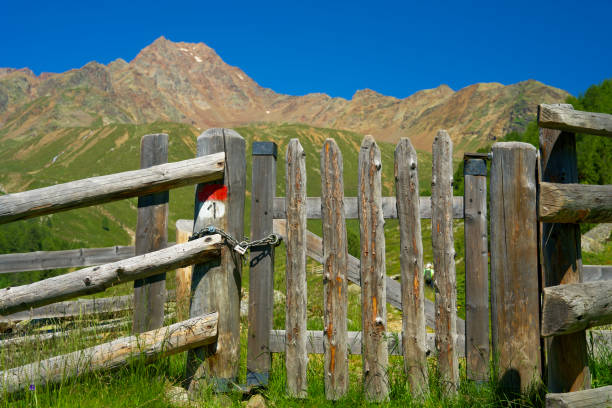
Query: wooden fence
1,109,611,405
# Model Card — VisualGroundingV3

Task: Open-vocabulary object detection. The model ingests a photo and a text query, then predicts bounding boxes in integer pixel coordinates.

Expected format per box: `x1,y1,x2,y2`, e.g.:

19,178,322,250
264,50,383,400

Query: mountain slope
0,37,569,152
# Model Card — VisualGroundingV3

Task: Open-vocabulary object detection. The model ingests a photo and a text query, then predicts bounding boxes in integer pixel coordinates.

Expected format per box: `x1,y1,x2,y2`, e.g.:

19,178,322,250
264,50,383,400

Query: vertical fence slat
285,139,308,398
247,141,278,387
133,133,169,333
490,142,540,394
175,219,193,321
186,128,246,393
358,135,389,402
321,139,349,400
395,138,428,395
463,158,490,381
431,130,459,395
539,122,590,392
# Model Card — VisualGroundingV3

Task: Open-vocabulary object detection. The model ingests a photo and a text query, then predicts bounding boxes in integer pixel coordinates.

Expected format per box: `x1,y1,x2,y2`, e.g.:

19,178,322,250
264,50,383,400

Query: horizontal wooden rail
273,219,466,336
0,312,218,394
272,196,464,219
0,152,225,225
0,290,176,324
269,330,465,357
539,182,612,223
583,265,612,282
541,280,612,337
538,104,612,137
0,235,222,316
545,385,612,407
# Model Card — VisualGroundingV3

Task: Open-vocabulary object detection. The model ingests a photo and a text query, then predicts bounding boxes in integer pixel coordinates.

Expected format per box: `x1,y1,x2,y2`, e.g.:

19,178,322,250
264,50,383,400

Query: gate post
185,128,246,393
246,141,277,387
490,142,540,394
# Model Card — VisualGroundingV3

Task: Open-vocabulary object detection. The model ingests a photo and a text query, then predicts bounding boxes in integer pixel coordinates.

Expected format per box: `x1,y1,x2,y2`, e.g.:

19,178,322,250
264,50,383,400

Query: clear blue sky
2,0,610,99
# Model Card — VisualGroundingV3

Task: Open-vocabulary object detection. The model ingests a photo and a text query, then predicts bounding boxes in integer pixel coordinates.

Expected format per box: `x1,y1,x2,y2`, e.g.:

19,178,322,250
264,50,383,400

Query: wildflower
29,384,35,391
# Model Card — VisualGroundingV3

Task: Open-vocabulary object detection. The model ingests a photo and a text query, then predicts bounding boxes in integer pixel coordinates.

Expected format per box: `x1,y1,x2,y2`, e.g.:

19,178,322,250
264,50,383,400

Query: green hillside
0,121,468,323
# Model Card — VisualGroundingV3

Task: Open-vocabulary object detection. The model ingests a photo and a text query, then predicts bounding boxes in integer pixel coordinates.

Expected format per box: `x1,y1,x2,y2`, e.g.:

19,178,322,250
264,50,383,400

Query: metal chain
189,225,282,256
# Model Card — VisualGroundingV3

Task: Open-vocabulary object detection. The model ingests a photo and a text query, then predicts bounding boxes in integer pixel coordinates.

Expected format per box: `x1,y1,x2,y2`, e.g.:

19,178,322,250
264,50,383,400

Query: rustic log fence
1,108,611,405
0,130,234,394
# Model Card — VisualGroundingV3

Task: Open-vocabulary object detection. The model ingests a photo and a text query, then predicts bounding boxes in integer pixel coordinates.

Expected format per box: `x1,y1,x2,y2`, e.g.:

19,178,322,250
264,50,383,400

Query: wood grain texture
285,139,308,398
358,135,389,402
490,142,541,394
539,182,612,223
431,130,459,395
0,313,218,394
0,236,221,316
133,133,169,334
0,246,136,274
394,138,428,394
0,153,225,225
272,196,464,219
321,139,349,399
545,385,612,408
273,219,467,337
538,104,612,138
186,129,245,392
246,143,277,386
541,281,612,337
463,159,490,382
269,330,466,357
175,220,193,321
539,126,590,392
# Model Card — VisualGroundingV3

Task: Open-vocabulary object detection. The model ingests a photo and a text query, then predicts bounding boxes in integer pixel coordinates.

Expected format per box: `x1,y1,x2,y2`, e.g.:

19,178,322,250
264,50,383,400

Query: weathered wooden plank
0,291,176,325
540,126,590,392
272,219,467,337
0,153,225,225
538,104,612,138
133,133,169,334
583,265,612,282
0,236,221,316
463,158,490,382
272,196,463,219
546,385,612,408
0,294,133,324
269,330,466,357
490,142,541,394
395,138,428,394
431,130,459,395
539,182,612,223
541,281,612,337
0,246,136,274
186,129,245,393
321,139,349,400
0,312,218,394
358,135,388,402
285,139,308,398
175,220,193,321
246,141,277,387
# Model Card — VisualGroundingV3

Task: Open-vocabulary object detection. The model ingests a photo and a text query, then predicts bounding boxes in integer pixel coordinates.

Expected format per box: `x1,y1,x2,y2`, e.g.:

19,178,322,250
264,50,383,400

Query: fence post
463,157,490,382
246,141,277,388
185,128,246,393
321,139,349,400
285,139,308,398
395,137,428,395
539,108,590,392
431,130,459,395
133,133,169,333
175,219,193,321
358,135,389,402
490,142,540,394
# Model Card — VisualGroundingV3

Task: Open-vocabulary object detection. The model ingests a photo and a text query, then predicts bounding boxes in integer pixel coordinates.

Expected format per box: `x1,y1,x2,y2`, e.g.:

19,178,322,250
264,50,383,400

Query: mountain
0,37,569,152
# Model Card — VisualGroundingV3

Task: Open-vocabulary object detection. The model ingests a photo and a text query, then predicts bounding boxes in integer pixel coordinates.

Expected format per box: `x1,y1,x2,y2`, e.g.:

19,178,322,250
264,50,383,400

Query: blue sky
2,0,610,99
